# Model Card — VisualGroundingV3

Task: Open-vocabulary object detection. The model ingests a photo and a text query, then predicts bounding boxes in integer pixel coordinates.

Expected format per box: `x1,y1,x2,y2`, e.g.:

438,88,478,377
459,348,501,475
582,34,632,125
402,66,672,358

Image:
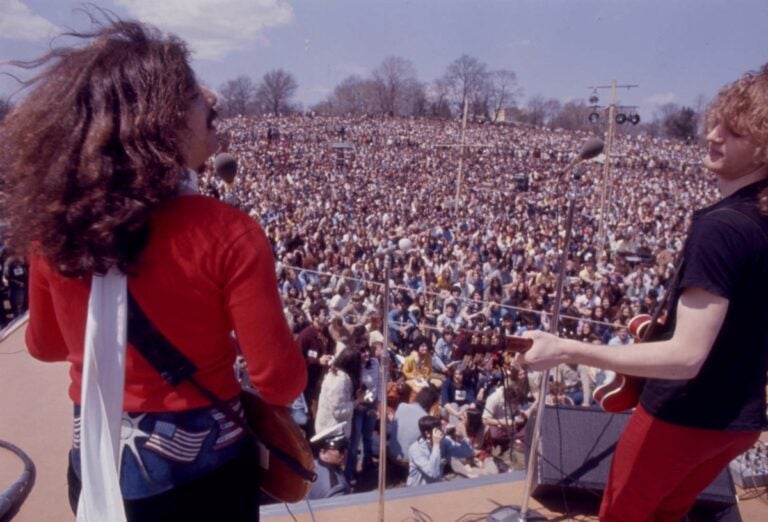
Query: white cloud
646,92,677,106
116,0,294,59
0,0,58,41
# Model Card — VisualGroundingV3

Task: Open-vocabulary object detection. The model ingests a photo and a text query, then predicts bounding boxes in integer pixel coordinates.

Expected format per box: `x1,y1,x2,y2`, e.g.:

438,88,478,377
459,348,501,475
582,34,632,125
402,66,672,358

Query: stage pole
517,169,583,521
454,97,470,215
377,255,393,522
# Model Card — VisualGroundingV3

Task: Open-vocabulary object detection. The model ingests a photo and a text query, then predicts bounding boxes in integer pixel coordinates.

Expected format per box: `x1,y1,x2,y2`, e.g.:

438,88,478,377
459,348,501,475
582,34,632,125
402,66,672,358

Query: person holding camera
406,415,472,486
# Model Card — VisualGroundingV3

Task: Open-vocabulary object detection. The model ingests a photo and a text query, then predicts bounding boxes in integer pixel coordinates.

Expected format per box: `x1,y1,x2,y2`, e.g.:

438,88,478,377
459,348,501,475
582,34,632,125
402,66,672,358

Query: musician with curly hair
523,64,768,521
0,18,305,521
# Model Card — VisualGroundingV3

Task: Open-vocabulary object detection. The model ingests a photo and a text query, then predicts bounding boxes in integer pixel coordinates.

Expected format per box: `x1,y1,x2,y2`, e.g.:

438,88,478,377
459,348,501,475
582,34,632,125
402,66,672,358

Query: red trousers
600,404,759,522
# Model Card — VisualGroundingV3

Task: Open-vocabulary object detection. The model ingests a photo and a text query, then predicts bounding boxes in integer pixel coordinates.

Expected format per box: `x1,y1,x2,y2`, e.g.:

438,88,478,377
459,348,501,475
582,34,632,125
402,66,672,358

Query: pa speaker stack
524,405,739,521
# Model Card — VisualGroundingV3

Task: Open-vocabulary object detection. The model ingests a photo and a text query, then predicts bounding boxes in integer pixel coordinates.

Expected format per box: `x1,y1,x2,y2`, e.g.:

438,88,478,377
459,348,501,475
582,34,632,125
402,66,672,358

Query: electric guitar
592,254,682,412
592,313,666,412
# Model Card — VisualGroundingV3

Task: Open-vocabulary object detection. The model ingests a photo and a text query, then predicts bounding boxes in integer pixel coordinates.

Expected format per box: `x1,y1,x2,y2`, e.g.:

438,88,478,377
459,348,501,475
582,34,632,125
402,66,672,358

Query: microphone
214,153,238,184
374,237,414,258
562,137,604,173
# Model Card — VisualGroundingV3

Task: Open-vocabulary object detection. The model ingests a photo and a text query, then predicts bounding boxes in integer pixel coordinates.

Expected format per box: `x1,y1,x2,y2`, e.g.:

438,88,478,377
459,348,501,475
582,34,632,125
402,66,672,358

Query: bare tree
693,93,710,138
218,76,258,117
657,103,698,142
427,78,454,119
523,95,561,127
322,75,379,115
411,87,429,117
442,54,489,115
487,69,522,122
257,69,298,116
372,56,422,116
549,100,592,131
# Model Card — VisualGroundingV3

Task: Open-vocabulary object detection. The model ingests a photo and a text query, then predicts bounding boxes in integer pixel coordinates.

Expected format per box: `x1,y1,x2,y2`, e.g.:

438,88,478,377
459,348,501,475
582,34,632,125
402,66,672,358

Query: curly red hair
704,64,768,214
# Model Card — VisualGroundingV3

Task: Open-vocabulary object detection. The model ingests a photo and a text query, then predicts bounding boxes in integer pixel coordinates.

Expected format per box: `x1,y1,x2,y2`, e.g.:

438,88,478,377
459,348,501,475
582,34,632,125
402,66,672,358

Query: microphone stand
486,166,585,522
377,253,393,522
516,166,584,521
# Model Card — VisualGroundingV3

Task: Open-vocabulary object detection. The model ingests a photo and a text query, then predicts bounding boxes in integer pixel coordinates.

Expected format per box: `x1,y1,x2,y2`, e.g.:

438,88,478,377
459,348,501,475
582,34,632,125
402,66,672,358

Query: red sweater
26,195,306,411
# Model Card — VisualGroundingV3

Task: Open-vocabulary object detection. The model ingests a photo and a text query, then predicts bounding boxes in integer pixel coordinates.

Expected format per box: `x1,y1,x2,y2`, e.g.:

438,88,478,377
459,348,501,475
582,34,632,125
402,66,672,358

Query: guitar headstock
452,328,532,361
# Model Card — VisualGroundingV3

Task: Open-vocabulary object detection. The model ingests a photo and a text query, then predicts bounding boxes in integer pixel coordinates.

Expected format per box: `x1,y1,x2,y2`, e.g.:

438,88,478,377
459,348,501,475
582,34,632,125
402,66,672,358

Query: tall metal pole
596,80,617,256
377,256,392,522
453,97,470,215
518,169,584,520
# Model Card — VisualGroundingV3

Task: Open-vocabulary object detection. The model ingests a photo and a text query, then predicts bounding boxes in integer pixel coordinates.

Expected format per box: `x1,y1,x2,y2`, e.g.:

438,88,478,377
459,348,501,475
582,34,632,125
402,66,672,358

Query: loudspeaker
525,406,738,519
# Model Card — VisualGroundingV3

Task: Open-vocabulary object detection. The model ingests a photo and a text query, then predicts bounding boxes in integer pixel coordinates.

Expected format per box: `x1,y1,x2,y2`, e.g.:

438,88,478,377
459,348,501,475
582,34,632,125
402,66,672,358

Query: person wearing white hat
307,422,352,499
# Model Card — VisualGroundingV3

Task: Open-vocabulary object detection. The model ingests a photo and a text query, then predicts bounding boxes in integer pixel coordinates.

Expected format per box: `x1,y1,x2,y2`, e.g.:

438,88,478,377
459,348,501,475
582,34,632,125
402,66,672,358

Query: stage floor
2,319,767,521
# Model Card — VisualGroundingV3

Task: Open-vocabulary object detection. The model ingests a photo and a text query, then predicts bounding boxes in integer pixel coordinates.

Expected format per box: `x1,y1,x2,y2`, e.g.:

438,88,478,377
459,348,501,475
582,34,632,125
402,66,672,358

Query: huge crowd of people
198,113,716,493
1,111,716,493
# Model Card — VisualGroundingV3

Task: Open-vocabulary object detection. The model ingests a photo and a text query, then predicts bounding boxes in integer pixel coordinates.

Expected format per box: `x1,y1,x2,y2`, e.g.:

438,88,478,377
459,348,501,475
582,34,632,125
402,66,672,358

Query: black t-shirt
640,180,768,431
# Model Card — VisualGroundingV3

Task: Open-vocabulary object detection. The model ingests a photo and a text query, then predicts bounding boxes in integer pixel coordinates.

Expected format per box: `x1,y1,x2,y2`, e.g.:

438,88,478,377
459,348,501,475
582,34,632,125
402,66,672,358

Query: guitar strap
125,292,316,482
638,254,684,343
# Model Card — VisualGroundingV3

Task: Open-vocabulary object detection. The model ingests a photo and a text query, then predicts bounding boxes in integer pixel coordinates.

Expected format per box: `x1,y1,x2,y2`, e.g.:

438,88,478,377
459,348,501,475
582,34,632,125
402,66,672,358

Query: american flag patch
212,399,246,450
143,421,210,463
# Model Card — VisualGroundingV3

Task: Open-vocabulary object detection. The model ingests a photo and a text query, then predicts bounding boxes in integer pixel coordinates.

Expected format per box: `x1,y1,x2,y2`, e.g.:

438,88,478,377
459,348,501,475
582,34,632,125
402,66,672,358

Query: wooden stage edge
264,473,555,522
262,469,768,522
2,318,768,521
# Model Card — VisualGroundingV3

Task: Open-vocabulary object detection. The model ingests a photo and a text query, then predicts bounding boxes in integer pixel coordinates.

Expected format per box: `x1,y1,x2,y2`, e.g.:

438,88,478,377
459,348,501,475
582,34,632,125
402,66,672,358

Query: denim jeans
346,405,377,480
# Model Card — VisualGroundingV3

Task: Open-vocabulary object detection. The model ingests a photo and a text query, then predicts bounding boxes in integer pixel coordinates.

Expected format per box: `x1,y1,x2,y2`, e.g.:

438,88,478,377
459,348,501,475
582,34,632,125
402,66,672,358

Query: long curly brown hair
0,20,198,276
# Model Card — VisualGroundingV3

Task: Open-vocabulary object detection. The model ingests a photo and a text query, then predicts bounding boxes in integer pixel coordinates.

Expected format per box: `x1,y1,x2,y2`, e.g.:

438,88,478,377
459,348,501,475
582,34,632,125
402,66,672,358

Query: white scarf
77,268,128,522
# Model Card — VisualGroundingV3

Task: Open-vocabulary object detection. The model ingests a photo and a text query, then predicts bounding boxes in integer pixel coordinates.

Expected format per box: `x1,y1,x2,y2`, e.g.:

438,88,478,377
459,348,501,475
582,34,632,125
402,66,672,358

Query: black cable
282,501,299,522
454,511,492,522
0,440,36,522
409,506,434,522
304,497,318,522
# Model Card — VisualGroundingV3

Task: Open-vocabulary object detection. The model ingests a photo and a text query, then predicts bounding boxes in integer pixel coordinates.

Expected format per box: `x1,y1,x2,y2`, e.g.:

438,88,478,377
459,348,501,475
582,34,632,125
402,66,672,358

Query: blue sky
1,0,767,119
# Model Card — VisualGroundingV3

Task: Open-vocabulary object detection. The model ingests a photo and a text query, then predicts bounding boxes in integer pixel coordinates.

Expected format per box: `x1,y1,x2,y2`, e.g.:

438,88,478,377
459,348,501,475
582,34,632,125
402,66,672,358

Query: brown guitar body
593,373,646,412
240,388,315,503
593,314,657,412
